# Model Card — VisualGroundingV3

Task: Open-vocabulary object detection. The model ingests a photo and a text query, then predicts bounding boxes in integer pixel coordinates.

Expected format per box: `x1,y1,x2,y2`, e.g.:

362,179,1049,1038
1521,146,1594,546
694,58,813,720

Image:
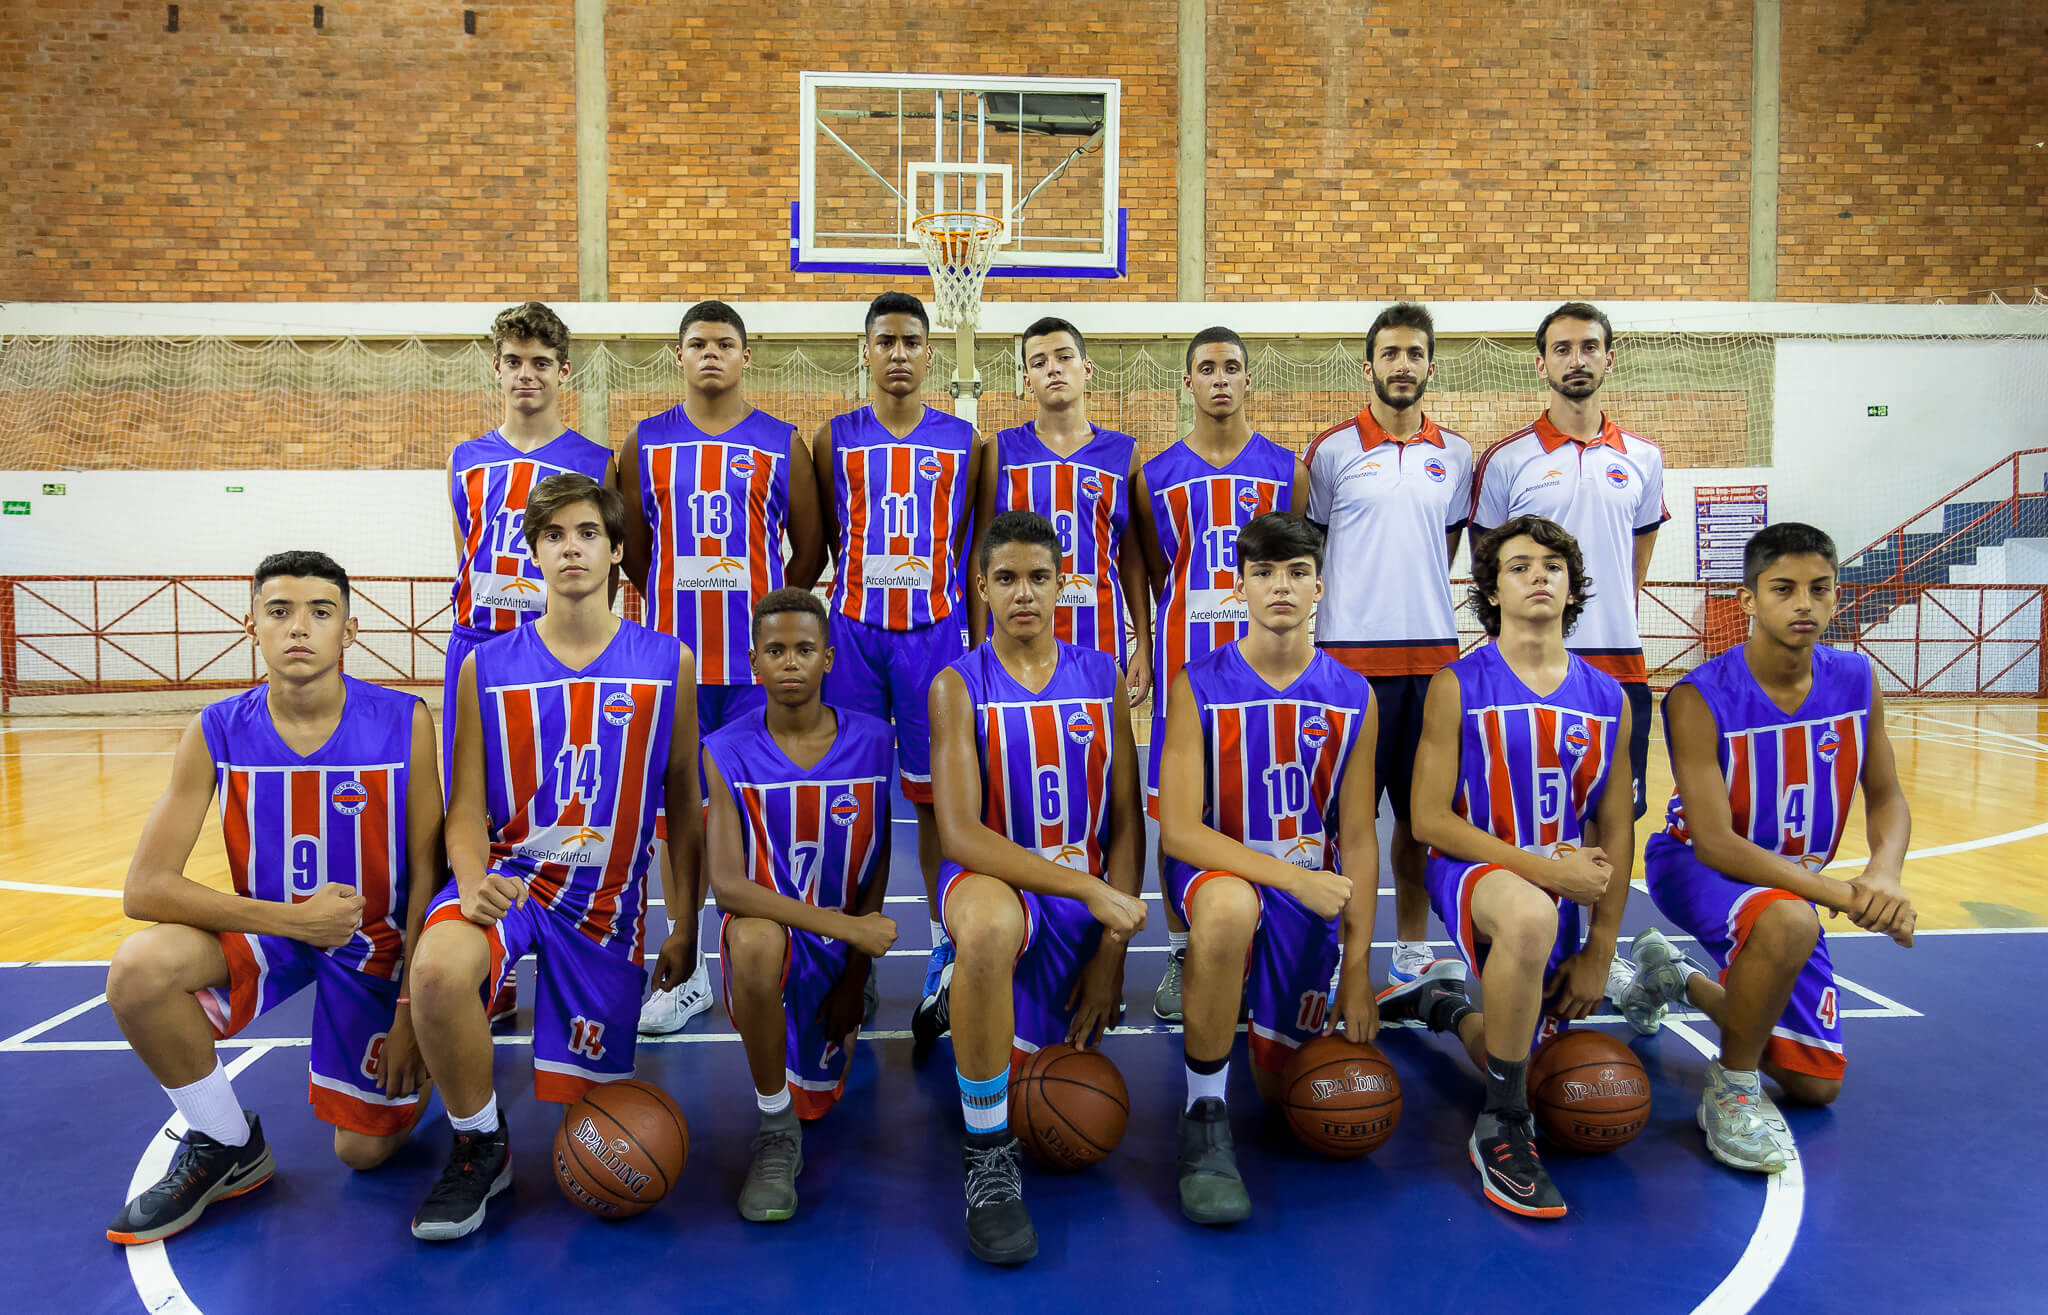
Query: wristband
396,996,411,1006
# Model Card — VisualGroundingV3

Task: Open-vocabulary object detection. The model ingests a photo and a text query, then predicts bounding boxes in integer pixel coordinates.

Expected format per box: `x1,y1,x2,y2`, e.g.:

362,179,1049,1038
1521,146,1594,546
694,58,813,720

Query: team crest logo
1301,714,1331,752
1065,709,1097,745
1563,722,1592,757
830,792,861,827
729,453,756,479
330,780,368,816
1816,728,1841,763
1236,490,1260,513
1422,457,1447,483
602,691,637,725
1605,463,1630,489
1079,475,1104,501
917,455,945,481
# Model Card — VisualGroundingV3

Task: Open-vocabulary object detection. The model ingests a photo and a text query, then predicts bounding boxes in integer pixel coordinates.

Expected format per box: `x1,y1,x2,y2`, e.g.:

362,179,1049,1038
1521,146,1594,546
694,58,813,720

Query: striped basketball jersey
950,641,1122,875
448,429,613,633
1182,643,1373,873
635,405,796,684
1662,645,1872,868
828,405,977,630
991,422,1136,657
1442,643,1624,857
472,620,681,956
703,706,894,912
1144,435,1297,692
200,677,420,979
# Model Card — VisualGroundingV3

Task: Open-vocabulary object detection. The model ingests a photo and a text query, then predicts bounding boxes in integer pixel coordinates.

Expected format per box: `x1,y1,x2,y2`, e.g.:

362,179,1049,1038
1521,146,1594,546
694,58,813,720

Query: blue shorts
201,933,416,1136
718,914,863,1120
697,682,767,738
425,878,647,1103
824,613,967,804
938,861,1105,1067
1643,834,1844,1079
1145,713,1166,820
443,624,507,794
1166,861,1343,1075
1422,855,1584,1047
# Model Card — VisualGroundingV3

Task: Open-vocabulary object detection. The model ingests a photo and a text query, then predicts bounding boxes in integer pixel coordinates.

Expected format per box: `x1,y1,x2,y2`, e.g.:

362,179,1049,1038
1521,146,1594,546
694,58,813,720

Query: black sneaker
107,1112,275,1245
411,1119,512,1241
962,1130,1037,1265
862,970,880,1029
1176,1097,1251,1225
1375,958,1470,1031
911,962,953,1066
1468,1110,1566,1219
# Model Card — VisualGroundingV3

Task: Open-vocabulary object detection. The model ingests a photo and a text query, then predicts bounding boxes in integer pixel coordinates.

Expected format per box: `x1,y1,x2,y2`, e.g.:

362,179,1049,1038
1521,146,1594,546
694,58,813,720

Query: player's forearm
1690,827,1852,909
397,839,442,995
712,874,862,943
1158,815,1311,895
1409,805,1556,890
1860,788,1912,882
945,826,1103,903
124,868,306,939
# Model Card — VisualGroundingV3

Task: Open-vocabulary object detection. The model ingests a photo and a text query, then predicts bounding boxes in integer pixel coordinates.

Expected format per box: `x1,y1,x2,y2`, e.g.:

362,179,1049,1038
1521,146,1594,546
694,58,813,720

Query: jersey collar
1534,411,1623,453
1354,406,1443,448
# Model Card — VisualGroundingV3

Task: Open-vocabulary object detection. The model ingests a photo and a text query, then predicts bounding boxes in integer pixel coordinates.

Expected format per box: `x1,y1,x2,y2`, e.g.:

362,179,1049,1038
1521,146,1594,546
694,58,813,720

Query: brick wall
1777,0,2048,300
1,2,578,299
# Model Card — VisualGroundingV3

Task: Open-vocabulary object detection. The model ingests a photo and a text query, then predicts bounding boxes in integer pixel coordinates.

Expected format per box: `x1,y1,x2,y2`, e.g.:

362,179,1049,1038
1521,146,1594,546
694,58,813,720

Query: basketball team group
101,293,1918,1265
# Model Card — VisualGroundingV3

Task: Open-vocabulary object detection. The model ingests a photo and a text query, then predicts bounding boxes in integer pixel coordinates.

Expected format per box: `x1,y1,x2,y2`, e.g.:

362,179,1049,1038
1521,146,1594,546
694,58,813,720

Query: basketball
1280,1035,1403,1158
1009,1044,1130,1171
1528,1029,1652,1153
551,1080,690,1219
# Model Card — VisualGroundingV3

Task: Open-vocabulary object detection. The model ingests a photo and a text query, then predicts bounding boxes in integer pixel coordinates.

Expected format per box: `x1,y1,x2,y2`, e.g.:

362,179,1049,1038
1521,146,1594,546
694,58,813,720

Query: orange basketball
552,1079,689,1219
1528,1029,1651,1153
1280,1035,1403,1158
1009,1043,1129,1171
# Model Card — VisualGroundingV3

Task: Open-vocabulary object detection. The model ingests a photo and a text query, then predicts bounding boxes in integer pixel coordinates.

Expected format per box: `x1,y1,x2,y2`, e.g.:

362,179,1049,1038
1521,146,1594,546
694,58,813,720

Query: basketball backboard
794,71,1124,279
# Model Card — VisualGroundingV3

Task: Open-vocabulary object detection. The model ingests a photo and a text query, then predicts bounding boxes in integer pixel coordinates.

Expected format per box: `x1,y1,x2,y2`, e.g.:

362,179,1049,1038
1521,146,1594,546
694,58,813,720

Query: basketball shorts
425,878,648,1103
443,623,509,792
199,933,416,1136
651,683,769,843
1145,712,1166,822
1166,860,1344,1076
824,613,967,804
718,914,863,1120
1422,855,1586,1048
1643,835,1844,1079
1365,673,1430,823
938,860,1106,1068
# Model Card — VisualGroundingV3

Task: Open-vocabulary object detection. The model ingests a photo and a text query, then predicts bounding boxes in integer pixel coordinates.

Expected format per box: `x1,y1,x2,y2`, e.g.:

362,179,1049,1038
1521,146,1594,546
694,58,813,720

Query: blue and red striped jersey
828,405,976,630
991,422,1136,658
448,429,612,632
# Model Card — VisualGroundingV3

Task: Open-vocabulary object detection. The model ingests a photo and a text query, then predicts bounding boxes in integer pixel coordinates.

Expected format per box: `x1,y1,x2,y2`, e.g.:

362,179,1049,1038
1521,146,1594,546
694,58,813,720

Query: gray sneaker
1177,1097,1251,1225
1153,947,1186,1022
738,1110,804,1222
1619,928,1694,1036
1698,1060,1788,1174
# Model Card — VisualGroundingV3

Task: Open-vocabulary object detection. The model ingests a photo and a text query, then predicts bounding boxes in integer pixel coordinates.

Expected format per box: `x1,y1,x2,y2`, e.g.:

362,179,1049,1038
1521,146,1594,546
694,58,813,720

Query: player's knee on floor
333,1126,408,1172
722,917,788,991
105,923,220,1015
1187,874,1260,954
1771,1067,1842,1107
947,875,1027,965
1251,1064,1286,1106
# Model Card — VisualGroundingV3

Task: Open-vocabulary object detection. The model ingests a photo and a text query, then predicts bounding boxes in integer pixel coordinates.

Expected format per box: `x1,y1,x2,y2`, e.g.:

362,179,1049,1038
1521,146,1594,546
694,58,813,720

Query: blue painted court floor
6,849,2043,1313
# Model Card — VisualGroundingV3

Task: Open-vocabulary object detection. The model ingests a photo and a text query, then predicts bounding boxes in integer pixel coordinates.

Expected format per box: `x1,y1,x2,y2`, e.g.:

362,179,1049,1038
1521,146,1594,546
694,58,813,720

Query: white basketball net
911,212,1003,332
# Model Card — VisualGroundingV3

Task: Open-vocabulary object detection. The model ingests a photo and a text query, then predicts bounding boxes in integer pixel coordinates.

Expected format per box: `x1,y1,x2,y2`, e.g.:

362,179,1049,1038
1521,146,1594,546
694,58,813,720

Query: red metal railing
1840,445,2048,586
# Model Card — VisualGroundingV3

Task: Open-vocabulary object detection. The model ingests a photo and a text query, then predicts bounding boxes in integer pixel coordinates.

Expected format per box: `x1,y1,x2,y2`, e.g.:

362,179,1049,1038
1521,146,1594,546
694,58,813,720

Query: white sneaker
638,961,714,1036
1698,1060,1788,1174
1385,941,1435,988
1605,953,1638,1006
1618,928,1696,1036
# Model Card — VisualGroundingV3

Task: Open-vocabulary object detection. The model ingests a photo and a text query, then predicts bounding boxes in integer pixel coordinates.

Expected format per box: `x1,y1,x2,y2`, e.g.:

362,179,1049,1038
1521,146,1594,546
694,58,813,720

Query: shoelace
1715,1086,1773,1139
749,1129,801,1177
1491,1116,1548,1177
963,1142,1023,1208
420,1133,499,1208
145,1129,228,1203
1159,953,1184,990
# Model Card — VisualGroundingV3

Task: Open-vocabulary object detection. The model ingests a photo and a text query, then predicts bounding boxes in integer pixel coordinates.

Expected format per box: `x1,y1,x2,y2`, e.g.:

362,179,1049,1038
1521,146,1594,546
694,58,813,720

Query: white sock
1167,929,1189,954
1184,1060,1229,1111
1395,939,1429,963
165,1061,249,1147
930,918,949,949
690,952,708,982
450,1093,500,1135
756,1086,792,1117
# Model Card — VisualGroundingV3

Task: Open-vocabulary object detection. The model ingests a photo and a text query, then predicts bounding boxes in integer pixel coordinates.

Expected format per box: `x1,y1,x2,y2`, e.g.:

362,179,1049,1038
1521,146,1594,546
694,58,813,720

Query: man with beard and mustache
1305,302,1473,988
1471,302,1669,824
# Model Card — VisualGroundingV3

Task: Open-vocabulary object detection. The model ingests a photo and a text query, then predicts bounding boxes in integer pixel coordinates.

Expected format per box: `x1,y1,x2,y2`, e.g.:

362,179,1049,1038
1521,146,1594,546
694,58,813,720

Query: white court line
1829,973,1919,1017
126,1043,273,1315
0,879,124,899
1,750,178,758
1886,729,2048,763
1672,1018,1804,1315
0,991,108,1047
1894,711,2048,753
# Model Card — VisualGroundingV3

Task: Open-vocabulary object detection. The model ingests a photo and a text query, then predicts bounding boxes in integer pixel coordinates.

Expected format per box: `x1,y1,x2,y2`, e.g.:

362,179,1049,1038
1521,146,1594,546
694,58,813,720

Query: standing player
1618,523,1914,1173
1471,302,1667,819
706,587,897,1222
972,315,1152,704
1307,302,1473,985
927,510,1145,1265
1386,516,1634,1219
447,302,613,1024
1133,326,1309,1020
1157,515,1379,1224
622,300,827,1038
406,474,700,1241
105,551,441,1244
810,292,982,1030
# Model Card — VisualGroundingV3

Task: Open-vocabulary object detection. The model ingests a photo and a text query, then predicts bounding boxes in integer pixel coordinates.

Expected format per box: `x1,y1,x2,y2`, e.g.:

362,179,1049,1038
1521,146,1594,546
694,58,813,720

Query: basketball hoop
912,211,1003,332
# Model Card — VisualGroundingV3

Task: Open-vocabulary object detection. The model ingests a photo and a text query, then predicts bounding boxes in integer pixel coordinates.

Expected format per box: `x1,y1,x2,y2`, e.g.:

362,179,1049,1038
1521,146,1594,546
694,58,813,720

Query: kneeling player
927,510,1145,1265
1619,523,1913,1173
1388,515,1634,1219
106,551,441,1244
1157,513,1379,1224
407,474,699,1241
705,587,898,1222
